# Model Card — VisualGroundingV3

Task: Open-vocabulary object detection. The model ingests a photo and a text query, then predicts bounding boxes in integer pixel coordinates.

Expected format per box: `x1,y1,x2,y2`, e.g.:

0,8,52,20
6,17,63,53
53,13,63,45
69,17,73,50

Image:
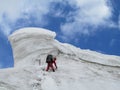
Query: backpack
46,54,53,63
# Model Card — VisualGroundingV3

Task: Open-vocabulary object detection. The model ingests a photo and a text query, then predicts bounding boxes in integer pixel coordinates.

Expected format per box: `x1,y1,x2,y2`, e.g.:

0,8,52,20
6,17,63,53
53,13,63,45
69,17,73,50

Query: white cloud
0,0,53,21
0,0,54,36
0,0,116,39
60,0,112,41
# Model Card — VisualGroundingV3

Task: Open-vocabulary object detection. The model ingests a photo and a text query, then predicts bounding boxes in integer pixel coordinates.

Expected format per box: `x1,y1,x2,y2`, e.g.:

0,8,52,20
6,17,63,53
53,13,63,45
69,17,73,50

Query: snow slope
0,27,120,90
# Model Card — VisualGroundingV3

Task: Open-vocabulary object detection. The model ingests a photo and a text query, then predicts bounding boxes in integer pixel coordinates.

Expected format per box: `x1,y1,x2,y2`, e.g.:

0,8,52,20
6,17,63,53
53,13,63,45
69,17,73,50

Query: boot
53,69,55,72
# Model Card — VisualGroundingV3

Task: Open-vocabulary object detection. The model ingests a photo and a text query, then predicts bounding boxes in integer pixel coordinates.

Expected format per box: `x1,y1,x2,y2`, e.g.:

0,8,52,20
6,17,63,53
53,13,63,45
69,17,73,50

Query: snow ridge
9,27,120,67
0,27,120,90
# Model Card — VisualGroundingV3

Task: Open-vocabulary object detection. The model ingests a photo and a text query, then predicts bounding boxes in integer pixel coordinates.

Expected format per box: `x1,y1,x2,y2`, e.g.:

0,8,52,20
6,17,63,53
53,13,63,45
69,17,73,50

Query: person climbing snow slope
46,54,55,72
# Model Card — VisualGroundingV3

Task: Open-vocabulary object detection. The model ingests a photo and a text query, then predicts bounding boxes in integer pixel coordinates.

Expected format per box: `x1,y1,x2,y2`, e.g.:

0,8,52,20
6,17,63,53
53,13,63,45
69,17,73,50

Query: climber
46,54,55,72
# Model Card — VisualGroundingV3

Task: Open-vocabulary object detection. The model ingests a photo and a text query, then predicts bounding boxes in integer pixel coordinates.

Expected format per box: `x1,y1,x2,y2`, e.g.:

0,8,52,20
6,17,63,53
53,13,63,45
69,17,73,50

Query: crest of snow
10,27,56,41
9,27,120,67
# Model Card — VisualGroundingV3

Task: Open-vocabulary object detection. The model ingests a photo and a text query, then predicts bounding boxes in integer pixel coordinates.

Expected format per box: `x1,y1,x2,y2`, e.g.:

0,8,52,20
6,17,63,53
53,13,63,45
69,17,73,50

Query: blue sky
0,0,120,68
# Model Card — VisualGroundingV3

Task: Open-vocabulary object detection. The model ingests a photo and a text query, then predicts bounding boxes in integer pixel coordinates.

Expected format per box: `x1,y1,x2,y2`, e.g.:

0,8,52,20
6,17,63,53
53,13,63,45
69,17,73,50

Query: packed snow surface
0,27,120,90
